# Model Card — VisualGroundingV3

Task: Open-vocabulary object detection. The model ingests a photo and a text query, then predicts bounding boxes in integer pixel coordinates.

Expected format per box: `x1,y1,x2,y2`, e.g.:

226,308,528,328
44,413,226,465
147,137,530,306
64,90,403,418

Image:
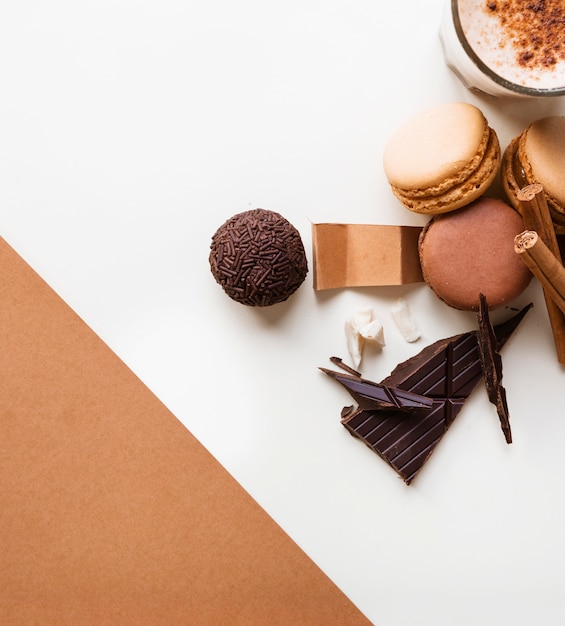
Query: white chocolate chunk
359,318,385,347
390,297,420,343
344,309,371,368
345,308,385,368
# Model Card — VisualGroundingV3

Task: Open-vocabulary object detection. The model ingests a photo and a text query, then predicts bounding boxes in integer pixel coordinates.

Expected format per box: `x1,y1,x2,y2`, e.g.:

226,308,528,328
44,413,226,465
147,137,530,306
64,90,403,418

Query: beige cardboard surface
0,238,370,625
312,223,423,290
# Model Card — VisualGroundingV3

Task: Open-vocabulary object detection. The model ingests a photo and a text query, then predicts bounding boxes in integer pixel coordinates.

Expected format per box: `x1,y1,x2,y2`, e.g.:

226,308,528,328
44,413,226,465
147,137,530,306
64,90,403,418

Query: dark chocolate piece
209,209,308,306
477,293,511,444
340,303,532,484
329,356,362,377
320,367,433,413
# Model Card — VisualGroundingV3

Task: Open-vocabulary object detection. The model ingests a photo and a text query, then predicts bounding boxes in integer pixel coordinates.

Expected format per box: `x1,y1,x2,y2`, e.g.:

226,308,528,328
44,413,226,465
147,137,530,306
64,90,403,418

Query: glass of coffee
440,0,565,98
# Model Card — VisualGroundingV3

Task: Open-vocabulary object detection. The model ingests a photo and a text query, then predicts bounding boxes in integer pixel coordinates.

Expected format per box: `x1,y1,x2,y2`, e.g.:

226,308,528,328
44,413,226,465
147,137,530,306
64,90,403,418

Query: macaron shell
503,122,565,232
522,116,565,215
390,128,500,214
418,197,531,311
383,102,489,190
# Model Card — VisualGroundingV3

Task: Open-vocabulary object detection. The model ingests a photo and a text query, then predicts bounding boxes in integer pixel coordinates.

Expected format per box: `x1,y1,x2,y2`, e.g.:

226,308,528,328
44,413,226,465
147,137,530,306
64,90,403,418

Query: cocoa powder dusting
485,0,565,69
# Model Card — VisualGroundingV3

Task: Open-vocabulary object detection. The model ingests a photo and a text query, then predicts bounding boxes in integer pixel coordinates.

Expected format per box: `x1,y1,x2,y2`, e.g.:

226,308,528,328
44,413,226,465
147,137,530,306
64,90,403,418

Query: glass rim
451,0,565,98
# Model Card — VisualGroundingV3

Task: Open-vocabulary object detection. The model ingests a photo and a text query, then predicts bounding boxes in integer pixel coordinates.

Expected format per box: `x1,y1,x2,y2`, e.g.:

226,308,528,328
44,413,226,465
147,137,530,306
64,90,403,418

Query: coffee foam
458,0,565,90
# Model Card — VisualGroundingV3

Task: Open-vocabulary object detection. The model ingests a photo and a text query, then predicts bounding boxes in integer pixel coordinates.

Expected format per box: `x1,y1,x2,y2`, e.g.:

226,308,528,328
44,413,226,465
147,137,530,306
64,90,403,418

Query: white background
2,1,565,624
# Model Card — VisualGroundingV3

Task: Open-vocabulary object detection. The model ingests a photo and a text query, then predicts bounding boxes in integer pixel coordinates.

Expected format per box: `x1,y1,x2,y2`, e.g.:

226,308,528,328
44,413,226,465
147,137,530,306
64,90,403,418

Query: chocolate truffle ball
209,208,308,306
418,197,531,311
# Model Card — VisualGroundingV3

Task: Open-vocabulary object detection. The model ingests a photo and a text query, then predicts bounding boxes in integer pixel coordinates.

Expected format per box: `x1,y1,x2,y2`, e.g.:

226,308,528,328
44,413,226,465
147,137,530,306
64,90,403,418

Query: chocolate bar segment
329,356,362,377
477,293,511,444
342,402,455,483
340,303,531,484
381,332,482,412
320,368,433,413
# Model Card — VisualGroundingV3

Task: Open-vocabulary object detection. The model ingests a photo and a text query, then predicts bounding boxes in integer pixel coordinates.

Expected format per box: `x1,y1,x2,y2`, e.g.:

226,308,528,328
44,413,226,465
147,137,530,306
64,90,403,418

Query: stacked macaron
383,101,532,312
417,198,531,311
383,102,501,215
501,116,565,233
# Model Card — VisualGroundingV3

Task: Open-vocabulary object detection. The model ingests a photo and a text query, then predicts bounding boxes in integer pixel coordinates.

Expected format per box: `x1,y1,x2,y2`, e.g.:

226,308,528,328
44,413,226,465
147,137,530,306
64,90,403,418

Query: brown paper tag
312,223,423,290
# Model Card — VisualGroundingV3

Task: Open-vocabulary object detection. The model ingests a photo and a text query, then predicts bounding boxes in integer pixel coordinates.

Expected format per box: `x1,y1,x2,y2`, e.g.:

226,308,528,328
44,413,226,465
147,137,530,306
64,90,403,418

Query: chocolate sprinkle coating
209,209,308,306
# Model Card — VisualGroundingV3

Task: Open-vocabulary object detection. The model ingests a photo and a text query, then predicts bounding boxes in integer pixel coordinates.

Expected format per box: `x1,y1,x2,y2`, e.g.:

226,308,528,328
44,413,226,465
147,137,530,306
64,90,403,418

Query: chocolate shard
320,367,433,413
340,303,532,485
477,293,512,444
329,356,362,377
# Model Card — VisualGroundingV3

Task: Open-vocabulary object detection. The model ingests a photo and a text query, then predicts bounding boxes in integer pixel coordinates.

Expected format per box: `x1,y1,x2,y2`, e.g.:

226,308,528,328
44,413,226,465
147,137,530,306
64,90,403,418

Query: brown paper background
0,238,370,625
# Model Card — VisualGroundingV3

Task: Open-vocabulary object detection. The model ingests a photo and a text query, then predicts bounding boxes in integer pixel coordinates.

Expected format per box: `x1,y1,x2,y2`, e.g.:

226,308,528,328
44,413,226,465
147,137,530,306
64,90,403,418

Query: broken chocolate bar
320,368,433,413
339,303,532,484
329,356,362,377
477,293,512,444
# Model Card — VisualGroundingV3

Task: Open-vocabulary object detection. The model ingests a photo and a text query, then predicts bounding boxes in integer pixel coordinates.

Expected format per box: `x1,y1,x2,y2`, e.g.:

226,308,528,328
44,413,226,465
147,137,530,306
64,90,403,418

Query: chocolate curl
516,184,565,364
514,230,565,314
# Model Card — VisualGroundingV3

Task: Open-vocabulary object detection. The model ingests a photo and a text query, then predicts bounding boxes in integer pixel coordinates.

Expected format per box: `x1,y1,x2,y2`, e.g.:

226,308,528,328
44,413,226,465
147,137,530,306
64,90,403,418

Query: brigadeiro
209,208,308,306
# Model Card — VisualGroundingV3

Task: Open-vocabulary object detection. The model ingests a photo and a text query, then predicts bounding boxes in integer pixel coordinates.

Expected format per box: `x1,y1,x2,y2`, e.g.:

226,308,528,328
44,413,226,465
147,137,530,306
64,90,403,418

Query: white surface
1,2,565,625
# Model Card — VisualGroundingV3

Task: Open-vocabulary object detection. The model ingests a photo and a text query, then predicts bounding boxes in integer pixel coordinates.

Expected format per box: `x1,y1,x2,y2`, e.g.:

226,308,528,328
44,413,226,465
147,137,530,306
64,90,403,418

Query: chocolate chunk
477,293,512,443
320,368,433,413
339,303,532,484
329,356,362,377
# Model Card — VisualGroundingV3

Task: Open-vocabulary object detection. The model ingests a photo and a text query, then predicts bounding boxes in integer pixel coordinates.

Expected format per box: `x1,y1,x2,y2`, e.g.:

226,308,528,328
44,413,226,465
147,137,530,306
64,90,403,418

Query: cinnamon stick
514,230,565,314
516,183,562,259
516,184,565,364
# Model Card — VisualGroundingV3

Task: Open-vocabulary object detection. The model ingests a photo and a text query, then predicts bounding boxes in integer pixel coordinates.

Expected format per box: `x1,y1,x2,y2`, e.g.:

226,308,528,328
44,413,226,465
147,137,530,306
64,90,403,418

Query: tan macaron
383,102,500,215
502,116,565,231
418,197,531,311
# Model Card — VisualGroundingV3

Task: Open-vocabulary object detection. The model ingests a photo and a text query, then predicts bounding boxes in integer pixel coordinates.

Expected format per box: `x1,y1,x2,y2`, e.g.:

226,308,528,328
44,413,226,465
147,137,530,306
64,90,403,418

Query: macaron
383,102,500,215
501,116,565,231
418,197,531,311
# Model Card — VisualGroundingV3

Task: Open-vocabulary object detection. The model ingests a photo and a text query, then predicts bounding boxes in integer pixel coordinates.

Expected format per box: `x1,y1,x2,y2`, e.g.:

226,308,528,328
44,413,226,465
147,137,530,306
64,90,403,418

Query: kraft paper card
0,238,369,625
312,223,423,290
